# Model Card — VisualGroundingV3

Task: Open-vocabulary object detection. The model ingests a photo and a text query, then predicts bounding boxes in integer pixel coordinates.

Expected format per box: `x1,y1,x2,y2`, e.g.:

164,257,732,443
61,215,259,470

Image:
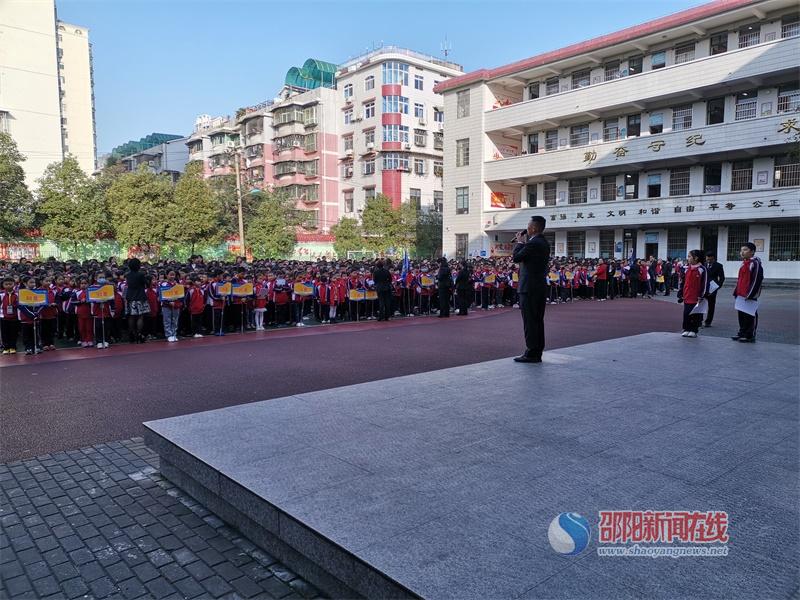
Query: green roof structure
284,58,337,91
111,133,183,158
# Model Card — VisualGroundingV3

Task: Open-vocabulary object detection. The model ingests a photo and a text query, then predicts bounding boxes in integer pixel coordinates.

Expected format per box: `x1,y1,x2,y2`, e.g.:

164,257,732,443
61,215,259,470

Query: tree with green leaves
246,189,300,259
209,173,259,237
330,217,364,257
168,161,222,253
37,155,110,254
0,132,35,239
415,209,442,259
106,165,173,254
360,194,417,255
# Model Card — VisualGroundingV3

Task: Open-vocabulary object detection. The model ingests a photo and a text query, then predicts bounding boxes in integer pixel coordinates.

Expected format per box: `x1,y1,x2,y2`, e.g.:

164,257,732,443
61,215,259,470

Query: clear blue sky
57,0,704,153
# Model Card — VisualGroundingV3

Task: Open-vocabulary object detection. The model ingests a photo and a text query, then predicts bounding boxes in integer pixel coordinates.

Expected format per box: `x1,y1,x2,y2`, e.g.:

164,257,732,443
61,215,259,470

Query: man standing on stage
512,216,550,363
704,250,725,327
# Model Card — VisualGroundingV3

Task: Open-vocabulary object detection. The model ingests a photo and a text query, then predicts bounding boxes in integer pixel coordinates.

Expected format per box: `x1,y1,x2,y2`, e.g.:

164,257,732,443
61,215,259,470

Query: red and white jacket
0,291,18,321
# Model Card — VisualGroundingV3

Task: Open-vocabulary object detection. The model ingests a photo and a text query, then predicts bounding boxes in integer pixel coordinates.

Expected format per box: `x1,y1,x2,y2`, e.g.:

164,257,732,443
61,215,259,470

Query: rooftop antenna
441,36,452,58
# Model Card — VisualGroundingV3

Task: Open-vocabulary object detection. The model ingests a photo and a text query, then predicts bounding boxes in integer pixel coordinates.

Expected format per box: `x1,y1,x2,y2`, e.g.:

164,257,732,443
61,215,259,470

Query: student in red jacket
678,250,709,338
0,277,19,354
90,272,114,349
40,276,58,350
18,276,44,355
72,277,94,348
595,259,608,301
731,242,764,343
185,276,206,338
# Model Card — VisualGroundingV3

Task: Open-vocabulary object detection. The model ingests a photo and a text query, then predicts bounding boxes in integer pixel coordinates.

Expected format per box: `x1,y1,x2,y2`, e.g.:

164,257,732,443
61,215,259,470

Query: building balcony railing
782,22,800,38
734,100,758,121
777,92,800,113
483,36,798,135
484,113,793,183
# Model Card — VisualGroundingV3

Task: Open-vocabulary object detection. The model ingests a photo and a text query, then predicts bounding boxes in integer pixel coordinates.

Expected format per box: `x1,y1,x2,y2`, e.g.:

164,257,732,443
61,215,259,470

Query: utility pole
229,144,245,255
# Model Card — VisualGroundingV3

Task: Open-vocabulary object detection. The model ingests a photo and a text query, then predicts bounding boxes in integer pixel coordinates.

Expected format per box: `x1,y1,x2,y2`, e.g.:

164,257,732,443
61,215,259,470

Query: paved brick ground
0,438,322,600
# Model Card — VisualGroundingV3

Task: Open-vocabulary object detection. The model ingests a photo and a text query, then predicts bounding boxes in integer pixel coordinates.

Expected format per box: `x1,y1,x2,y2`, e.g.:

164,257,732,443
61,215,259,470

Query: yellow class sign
232,282,254,297
88,284,115,303
548,273,559,282
656,275,665,283
420,275,434,287
215,282,232,296
512,272,519,282
365,290,378,300
19,288,48,307
565,271,574,281
348,289,365,301
483,273,496,284
293,282,314,296
160,284,185,302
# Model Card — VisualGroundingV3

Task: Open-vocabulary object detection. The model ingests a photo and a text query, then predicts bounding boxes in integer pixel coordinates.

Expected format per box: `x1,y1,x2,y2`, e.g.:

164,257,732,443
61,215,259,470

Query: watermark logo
548,512,591,555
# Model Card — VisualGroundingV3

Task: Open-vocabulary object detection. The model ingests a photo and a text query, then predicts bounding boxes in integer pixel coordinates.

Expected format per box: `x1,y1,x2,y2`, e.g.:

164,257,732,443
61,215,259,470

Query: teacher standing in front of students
512,215,550,363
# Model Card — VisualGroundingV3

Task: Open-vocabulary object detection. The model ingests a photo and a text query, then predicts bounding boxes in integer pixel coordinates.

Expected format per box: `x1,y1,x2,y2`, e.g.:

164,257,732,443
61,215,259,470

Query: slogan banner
159,284,185,302
293,282,314,297
88,284,115,303
18,288,48,307
348,289,365,302
215,282,232,297
232,282,254,297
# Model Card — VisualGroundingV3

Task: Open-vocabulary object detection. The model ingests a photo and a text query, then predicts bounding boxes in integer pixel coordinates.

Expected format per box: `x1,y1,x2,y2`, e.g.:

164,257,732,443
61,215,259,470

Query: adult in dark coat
455,261,472,315
704,250,725,327
436,258,452,318
372,260,392,321
511,216,550,363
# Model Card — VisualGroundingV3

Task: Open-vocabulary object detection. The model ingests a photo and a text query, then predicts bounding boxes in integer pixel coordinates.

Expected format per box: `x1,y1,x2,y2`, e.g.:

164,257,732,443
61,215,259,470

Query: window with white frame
568,178,588,204
382,61,409,85
364,75,375,91
364,187,376,201
382,124,409,143
569,123,589,147
710,32,728,55
545,129,558,151
433,132,443,150
647,173,662,198
433,108,444,123
545,77,559,95
571,69,590,89
343,135,353,152
414,103,425,119
601,175,617,201
543,182,557,206
650,50,666,70
738,24,760,48
604,61,620,81
414,74,423,90
364,129,375,147
455,186,469,214
603,119,619,141
731,160,753,191
778,84,800,113
649,112,664,134
414,129,427,147
382,95,409,114
413,158,425,175
305,133,317,152
382,152,409,170
409,188,421,208
343,84,353,100
735,90,757,120
671,104,692,131
433,191,443,212
674,42,695,64
344,108,353,124
527,81,540,99
433,160,443,177
774,154,800,188
456,90,470,118
344,190,354,213
456,138,469,167
363,159,375,175
364,101,375,118
782,13,800,38
669,168,690,196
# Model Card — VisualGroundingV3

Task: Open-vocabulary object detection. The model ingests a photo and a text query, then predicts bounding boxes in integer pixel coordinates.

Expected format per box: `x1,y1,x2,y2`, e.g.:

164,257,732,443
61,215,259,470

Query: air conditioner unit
366,142,375,150
345,168,353,177
419,119,426,126
438,123,444,130
404,143,412,150
225,141,236,149
292,141,302,148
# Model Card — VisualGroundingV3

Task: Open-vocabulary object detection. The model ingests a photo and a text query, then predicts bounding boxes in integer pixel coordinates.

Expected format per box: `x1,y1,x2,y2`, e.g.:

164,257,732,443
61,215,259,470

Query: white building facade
0,0,96,187
436,0,800,279
334,47,462,216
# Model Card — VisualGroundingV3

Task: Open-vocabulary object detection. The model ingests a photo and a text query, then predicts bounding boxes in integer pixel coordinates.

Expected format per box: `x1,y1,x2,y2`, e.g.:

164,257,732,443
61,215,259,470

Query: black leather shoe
514,355,542,363
730,335,741,341
738,337,755,343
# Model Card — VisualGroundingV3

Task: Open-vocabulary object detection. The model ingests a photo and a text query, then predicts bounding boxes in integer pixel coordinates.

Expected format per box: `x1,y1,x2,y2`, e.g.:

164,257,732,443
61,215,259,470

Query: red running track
1,299,680,461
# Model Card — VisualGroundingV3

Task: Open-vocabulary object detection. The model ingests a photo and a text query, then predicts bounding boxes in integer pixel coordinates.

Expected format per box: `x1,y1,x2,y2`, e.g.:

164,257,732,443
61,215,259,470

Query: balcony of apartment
484,112,796,184
483,35,798,136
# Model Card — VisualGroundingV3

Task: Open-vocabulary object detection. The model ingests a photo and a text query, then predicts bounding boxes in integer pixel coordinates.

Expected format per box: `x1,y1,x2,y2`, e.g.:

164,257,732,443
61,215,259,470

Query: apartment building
118,137,189,182
436,0,800,278
335,47,462,217
0,0,96,188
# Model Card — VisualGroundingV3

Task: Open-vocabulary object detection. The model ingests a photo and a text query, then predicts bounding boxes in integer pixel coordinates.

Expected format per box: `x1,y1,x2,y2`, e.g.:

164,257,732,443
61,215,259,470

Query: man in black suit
436,257,452,318
704,251,725,327
512,216,550,363
372,260,392,321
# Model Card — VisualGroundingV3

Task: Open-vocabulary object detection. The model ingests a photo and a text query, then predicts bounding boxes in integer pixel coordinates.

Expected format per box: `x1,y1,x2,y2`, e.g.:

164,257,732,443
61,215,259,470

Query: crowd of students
0,247,762,355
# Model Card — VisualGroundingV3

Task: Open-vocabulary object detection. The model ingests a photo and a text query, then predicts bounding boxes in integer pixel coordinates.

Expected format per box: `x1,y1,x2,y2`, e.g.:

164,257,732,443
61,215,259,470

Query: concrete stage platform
144,333,798,599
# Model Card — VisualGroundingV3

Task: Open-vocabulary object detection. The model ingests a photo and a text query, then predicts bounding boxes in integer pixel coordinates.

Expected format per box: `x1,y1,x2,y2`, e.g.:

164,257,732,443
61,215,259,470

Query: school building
435,0,800,279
